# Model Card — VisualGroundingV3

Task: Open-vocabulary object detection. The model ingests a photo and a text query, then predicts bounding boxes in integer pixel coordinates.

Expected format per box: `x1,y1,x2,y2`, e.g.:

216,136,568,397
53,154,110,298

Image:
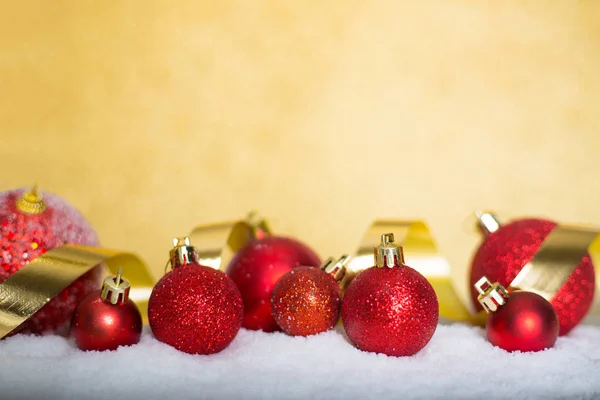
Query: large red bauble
271,266,341,336
486,291,559,352
470,218,595,336
0,188,101,336
226,236,321,332
71,290,142,351
342,265,439,357
148,263,243,355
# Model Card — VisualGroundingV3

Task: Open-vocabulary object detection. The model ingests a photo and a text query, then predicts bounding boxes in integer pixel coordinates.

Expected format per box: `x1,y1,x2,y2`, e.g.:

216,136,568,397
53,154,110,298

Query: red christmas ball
227,236,321,332
0,187,101,336
149,263,243,355
71,285,142,351
470,218,595,335
486,291,559,352
271,266,341,336
342,266,439,356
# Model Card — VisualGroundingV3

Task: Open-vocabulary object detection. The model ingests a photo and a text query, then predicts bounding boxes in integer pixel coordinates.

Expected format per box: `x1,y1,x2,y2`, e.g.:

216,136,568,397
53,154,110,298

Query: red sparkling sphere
470,218,595,335
226,236,321,332
0,188,101,336
486,291,559,352
271,266,341,336
71,290,142,351
342,265,439,357
149,263,243,355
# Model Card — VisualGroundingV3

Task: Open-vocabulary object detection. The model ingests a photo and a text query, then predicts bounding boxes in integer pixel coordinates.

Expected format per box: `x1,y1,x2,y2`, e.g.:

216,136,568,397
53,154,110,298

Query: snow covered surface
1,322,600,400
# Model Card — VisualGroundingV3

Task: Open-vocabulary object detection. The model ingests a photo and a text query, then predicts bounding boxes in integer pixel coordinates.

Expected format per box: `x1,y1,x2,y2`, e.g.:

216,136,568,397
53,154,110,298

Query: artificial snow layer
1,323,599,400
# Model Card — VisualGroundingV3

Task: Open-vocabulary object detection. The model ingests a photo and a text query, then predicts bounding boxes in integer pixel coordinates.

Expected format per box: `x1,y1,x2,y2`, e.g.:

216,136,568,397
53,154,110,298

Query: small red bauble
149,237,243,355
271,256,349,336
71,269,142,351
342,234,439,357
227,236,321,332
0,187,101,336
470,213,595,335
475,277,559,352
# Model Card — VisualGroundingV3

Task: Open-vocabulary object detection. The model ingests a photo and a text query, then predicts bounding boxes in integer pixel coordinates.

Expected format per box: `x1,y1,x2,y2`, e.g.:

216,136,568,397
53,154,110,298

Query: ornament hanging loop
245,211,271,240
474,276,509,313
374,233,404,268
166,237,204,273
321,254,351,282
101,267,131,305
16,184,47,215
475,211,502,235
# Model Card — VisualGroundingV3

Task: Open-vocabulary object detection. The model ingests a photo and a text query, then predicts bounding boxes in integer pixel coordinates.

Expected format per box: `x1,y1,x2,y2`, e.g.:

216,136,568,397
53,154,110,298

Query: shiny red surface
271,266,341,336
149,262,243,355
0,189,101,336
71,290,142,351
470,218,595,335
486,291,559,352
342,264,439,357
227,236,321,332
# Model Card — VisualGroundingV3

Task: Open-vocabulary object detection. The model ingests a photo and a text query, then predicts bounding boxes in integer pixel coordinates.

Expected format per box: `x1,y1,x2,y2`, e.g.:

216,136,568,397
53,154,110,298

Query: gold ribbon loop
189,211,271,271
0,245,153,338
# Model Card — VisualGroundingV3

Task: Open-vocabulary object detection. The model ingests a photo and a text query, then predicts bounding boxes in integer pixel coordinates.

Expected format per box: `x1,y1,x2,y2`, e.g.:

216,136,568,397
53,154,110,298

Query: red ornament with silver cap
474,276,559,352
342,233,439,357
271,255,350,336
469,212,595,336
71,268,143,351
149,237,243,355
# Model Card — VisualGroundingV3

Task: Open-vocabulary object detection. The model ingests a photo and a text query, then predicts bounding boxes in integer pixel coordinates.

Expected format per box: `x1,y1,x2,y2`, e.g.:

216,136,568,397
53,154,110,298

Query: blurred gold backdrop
1,1,599,302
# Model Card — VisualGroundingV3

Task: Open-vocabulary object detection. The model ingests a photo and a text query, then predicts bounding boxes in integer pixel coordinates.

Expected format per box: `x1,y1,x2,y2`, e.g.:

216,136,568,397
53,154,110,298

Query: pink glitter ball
0,188,101,336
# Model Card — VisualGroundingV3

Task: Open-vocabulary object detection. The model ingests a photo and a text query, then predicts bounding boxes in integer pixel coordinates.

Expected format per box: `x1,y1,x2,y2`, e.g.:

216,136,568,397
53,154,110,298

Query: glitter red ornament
469,212,595,336
0,186,101,336
149,237,243,355
71,268,143,351
342,233,439,357
475,276,559,352
271,255,349,336
227,236,321,332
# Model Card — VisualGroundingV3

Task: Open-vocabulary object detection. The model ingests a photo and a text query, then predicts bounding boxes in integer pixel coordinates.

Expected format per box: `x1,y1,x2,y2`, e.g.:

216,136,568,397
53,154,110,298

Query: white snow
1,323,599,400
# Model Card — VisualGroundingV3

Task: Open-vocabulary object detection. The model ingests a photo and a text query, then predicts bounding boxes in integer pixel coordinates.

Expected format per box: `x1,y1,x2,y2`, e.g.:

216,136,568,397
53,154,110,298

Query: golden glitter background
1,1,599,294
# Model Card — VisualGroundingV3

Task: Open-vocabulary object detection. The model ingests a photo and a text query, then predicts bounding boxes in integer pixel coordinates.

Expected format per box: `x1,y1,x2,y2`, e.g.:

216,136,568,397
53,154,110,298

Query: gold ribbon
189,211,272,271
348,218,600,324
510,225,599,302
0,245,154,338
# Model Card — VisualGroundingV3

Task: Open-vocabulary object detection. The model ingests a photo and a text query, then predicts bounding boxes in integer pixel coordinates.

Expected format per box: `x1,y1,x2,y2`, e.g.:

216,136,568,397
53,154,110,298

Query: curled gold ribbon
349,218,600,325
0,245,154,338
189,211,271,271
